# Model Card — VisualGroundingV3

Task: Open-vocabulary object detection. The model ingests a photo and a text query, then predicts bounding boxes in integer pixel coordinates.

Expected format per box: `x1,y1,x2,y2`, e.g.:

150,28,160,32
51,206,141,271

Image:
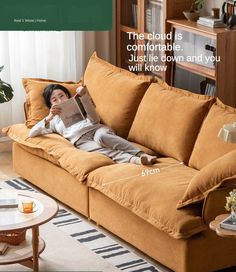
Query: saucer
18,204,38,214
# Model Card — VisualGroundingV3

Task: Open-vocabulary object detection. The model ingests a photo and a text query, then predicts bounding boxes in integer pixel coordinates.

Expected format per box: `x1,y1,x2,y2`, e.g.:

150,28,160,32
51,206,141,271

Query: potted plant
225,189,236,221
183,0,204,21
0,66,14,103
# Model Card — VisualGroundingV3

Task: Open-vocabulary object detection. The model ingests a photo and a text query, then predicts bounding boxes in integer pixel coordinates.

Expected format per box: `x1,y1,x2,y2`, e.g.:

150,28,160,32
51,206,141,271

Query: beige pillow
189,99,236,170
23,78,82,128
84,52,151,138
178,150,236,208
128,83,215,163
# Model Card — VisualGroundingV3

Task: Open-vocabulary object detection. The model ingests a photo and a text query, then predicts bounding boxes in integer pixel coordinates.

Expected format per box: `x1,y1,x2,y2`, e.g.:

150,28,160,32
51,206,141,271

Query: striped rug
0,178,161,272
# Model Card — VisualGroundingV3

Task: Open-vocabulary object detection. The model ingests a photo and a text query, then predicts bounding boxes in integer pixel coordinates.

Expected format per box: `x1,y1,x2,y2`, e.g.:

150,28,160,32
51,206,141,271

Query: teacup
21,199,36,213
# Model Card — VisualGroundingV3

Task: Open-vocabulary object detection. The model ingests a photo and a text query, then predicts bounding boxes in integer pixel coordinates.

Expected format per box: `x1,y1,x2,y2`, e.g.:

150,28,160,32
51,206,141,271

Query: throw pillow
23,78,82,128
84,52,151,138
177,150,236,208
189,99,236,170
128,82,215,163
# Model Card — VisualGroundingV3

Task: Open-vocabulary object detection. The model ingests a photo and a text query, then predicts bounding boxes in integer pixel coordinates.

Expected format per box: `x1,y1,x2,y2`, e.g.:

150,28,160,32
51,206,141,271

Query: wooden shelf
121,26,155,40
167,19,236,107
167,19,228,37
117,1,195,81
0,234,45,265
116,0,236,106
176,62,216,80
120,25,137,33
117,0,167,78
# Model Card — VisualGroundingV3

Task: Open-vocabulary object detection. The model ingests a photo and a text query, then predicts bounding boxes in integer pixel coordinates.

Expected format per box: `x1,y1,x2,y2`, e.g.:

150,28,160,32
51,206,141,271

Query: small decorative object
218,122,236,143
183,0,204,21
0,229,26,245
0,65,14,104
212,8,220,19
225,189,236,221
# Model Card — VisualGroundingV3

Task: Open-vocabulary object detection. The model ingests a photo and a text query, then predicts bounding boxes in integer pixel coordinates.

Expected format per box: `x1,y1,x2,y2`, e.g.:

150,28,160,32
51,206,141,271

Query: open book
0,243,8,255
0,189,18,208
58,93,87,128
220,215,236,231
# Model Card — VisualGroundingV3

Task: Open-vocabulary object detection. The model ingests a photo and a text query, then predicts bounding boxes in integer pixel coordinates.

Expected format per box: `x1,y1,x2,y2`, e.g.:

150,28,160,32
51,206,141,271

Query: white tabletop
0,190,58,231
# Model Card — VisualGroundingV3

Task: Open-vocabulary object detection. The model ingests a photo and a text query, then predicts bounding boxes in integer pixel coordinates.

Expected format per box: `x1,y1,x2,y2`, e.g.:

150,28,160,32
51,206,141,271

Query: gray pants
74,126,141,163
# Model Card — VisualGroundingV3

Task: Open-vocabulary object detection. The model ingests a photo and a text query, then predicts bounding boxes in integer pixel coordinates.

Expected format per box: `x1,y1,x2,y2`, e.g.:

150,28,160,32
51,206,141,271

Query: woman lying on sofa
29,84,156,165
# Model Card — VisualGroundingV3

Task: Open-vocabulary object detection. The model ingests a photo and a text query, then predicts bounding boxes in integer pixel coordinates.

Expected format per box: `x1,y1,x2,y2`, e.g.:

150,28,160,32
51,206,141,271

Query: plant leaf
0,66,4,73
0,80,14,103
2,84,13,99
193,0,204,10
0,94,6,103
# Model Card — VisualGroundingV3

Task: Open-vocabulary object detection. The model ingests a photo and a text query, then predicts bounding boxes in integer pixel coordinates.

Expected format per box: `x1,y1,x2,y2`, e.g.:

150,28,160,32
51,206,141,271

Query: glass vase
231,208,236,221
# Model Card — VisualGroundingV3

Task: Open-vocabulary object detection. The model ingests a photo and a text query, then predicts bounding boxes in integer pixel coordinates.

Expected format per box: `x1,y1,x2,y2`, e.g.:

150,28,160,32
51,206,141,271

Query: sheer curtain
0,30,115,137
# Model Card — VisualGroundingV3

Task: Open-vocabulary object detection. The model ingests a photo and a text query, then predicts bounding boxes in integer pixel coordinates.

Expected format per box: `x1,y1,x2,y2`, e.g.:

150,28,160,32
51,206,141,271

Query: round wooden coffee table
0,190,58,271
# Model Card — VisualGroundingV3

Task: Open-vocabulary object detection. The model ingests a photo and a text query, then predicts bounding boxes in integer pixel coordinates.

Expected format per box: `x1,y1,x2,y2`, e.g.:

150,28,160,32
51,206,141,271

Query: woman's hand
76,86,87,97
45,105,61,125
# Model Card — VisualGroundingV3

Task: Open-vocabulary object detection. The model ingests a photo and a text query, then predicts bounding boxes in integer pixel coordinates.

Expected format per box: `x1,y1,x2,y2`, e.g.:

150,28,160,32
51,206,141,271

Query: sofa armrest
202,181,236,224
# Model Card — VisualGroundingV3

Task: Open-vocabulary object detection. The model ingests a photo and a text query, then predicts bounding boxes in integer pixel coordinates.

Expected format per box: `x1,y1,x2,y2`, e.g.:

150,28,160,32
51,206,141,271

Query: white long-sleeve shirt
29,117,103,144
29,89,103,144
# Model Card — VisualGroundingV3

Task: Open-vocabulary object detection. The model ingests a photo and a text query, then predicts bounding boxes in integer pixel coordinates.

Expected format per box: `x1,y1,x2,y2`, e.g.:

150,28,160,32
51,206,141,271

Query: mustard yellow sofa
4,53,236,272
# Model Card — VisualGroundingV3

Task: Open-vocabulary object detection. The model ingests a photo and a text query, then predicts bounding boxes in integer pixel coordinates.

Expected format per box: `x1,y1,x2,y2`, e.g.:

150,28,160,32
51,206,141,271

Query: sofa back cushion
84,52,151,138
23,78,81,128
128,83,215,163
189,99,236,170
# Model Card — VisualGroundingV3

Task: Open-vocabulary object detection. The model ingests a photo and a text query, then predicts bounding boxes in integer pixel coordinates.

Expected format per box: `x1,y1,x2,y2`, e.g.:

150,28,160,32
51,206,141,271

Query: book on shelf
146,7,152,33
197,19,226,28
58,93,87,128
152,6,157,32
204,82,216,96
132,3,137,28
198,16,223,23
220,215,236,231
145,1,162,33
149,0,163,8
0,243,8,255
0,189,18,208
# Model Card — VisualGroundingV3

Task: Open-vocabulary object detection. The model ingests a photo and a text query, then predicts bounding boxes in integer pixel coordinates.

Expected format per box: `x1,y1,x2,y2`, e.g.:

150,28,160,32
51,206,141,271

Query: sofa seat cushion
17,141,156,167
3,124,114,182
84,52,151,138
189,99,236,170
18,144,60,166
128,82,214,163
87,157,206,239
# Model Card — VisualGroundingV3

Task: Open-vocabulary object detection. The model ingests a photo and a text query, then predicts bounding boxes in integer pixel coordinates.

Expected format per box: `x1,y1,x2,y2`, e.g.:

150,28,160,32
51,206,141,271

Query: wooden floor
0,140,18,181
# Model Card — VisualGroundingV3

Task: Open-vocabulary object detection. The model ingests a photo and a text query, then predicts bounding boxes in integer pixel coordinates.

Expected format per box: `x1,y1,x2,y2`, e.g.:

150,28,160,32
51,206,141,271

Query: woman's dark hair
43,84,71,108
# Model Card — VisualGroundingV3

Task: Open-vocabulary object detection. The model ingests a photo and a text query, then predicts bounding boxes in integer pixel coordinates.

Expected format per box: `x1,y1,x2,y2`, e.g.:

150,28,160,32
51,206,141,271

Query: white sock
130,156,155,165
130,156,141,165
137,152,157,164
